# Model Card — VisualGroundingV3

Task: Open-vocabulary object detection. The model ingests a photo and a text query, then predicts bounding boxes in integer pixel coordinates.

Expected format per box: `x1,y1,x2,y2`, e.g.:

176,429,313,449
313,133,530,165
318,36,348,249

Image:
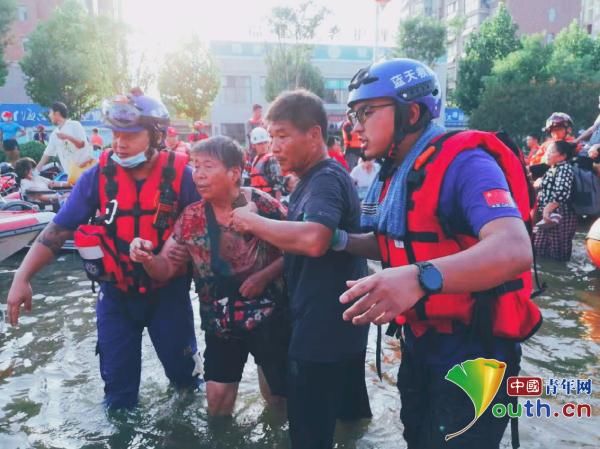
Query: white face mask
110,151,148,169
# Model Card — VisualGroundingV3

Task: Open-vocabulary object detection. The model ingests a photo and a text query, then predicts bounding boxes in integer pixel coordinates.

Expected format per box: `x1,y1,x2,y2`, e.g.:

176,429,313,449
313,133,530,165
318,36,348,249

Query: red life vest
74,150,187,294
343,120,362,150
377,131,542,341
250,153,274,194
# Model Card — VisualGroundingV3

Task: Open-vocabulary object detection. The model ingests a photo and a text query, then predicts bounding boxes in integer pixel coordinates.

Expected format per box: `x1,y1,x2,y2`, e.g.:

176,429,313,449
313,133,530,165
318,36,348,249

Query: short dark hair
15,157,36,179
191,136,245,172
526,133,540,141
92,128,99,133
266,90,328,141
51,102,68,118
551,140,576,158
252,104,262,111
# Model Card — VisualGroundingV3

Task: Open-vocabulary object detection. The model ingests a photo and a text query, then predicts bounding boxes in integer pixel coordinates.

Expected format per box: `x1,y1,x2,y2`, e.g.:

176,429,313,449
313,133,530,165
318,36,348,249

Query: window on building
324,79,351,105
221,76,251,105
221,123,247,145
465,0,481,13
447,1,458,15
17,5,28,21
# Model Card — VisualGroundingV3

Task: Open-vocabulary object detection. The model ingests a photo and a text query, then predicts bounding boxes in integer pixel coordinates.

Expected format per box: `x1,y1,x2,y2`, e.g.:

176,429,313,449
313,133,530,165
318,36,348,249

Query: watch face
422,265,443,292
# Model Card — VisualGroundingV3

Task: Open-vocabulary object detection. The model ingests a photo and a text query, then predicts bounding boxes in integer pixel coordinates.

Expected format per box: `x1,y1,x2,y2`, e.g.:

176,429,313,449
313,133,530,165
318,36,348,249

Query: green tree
545,21,600,83
158,36,220,121
264,1,328,101
455,3,521,113
0,0,17,86
469,81,600,143
394,16,446,66
20,0,127,118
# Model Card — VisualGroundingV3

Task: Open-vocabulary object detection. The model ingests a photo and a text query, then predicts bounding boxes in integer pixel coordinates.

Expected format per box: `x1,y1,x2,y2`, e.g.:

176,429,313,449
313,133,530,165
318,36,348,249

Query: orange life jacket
342,120,362,150
377,131,542,341
250,153,274,193
74,150,187,294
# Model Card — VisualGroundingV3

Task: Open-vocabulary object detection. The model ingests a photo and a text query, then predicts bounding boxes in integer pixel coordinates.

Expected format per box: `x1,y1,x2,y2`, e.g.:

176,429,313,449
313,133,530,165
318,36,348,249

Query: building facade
207,41,446,144
582,0,600,36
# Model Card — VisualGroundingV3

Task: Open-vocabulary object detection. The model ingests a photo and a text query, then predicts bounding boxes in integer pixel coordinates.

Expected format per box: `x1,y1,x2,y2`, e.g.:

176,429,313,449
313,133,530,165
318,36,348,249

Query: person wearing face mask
333,59,541,449
6,92,202,409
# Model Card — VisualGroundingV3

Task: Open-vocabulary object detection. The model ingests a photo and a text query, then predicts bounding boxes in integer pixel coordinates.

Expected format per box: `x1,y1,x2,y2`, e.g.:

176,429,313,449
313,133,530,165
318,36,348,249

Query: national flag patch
483,189,514,208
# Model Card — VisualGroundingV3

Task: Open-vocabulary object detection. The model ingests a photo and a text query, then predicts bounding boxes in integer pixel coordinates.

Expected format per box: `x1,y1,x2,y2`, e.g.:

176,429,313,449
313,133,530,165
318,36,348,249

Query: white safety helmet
250,127,270,145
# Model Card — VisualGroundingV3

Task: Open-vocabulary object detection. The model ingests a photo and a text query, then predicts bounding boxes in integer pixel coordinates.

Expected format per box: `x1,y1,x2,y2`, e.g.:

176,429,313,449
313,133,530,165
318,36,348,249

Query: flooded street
1,232,599,449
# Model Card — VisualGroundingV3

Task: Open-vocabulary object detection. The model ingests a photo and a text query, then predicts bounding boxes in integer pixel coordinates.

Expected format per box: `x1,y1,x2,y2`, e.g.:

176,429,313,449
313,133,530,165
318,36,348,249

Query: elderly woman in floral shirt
130,136,289,416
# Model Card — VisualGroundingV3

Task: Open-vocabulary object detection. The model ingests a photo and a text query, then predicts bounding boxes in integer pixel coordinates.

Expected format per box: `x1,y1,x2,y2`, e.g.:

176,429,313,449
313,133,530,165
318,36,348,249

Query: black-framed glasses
347,103,395,126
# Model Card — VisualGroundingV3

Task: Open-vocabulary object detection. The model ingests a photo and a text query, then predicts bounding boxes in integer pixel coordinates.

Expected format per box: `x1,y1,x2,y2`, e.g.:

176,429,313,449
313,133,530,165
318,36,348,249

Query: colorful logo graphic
444,358,506,442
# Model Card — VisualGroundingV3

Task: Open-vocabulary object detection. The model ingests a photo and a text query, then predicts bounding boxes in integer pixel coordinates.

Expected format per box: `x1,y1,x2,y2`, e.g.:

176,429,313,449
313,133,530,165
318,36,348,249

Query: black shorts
203,315,290,397
2,139,19,151
287,351,372,449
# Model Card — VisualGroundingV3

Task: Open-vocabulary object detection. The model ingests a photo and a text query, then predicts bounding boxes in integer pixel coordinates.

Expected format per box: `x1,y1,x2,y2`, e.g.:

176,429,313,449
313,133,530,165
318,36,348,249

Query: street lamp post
374,0,391,62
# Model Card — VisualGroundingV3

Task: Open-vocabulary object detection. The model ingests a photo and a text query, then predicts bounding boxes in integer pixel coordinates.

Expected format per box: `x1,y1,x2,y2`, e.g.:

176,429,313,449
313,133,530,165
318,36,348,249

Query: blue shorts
96,277,199,409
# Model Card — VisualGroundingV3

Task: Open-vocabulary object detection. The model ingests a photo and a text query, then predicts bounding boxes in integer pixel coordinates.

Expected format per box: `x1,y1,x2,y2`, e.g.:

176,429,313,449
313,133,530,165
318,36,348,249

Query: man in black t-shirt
231,90,371,449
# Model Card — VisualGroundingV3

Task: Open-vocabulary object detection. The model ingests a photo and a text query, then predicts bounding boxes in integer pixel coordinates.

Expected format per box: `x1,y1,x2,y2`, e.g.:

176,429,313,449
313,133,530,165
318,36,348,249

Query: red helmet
543,112,573,132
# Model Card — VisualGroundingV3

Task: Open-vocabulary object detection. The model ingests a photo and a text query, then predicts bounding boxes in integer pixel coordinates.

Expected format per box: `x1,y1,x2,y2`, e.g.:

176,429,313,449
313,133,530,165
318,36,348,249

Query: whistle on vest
153,189,177,231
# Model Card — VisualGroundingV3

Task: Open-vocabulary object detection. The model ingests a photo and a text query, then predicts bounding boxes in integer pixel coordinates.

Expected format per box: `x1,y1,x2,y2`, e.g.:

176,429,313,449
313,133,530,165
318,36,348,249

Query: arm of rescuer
132,236,285,299
340,216,532,326
6,222,74,325
6,166,99,326
230,205,332,258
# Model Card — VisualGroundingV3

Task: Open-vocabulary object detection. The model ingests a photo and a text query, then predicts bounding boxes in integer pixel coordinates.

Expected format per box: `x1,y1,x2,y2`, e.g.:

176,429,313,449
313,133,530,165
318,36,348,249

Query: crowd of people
2,56,600,449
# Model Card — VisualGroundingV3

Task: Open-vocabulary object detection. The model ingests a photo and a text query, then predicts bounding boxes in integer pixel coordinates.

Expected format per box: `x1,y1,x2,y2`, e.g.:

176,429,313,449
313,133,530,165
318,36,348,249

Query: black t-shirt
285,158,369,362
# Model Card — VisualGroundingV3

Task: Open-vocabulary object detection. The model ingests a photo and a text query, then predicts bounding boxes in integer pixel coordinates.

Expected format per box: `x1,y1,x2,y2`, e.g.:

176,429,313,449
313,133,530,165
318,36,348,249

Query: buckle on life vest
153,188,177,231
104,199,118,225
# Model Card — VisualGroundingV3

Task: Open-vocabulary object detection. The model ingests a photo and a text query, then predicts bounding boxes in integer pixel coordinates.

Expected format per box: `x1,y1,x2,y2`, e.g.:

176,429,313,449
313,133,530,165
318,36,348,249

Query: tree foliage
394,16,446,66
455,3,521,113
469,19,600,142
0,0,17,86
264,1,328,101
158,36,220,121
19,0,128,118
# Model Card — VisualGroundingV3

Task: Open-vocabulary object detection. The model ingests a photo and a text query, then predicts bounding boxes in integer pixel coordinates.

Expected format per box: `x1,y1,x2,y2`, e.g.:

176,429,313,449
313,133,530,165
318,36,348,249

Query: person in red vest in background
249,126,283,199
188,120,209,143
165,127,191,155
525,133,541,166
327,136,349,171
342,119,362,170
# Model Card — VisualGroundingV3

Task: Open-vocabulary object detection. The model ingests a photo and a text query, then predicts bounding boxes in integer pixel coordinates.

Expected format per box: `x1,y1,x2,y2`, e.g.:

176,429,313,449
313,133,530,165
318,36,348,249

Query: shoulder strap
204,203,229,276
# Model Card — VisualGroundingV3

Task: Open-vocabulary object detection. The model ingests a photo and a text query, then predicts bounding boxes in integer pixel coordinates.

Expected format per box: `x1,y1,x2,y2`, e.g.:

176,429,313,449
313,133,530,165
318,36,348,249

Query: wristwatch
415,261,443,295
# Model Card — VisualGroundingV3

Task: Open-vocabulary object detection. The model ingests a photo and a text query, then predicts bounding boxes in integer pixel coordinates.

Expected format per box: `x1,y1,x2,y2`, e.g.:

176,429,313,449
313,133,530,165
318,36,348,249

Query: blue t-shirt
0,122,24,140
404,148,522,369
54,163,200,230
285,159,369,362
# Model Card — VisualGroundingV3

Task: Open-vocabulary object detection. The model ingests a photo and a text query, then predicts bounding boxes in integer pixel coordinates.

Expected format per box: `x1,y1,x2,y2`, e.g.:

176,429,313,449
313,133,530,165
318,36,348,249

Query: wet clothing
398,336,520,449
534,161,577,261
285,158,371,448
173,187,290,394
203,313,289,396
250,153,284,195
54,157,201,408
287,351,372,449
96,279,198,409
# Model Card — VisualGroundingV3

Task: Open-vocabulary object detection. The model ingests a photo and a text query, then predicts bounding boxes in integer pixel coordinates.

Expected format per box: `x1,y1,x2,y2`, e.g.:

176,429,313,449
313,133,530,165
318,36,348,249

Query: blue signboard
0,103,103,128
445,107,469,128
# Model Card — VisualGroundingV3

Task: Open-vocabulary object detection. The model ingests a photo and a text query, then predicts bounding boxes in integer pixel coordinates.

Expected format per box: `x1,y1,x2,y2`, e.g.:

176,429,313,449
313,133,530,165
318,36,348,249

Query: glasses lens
102,99,141,128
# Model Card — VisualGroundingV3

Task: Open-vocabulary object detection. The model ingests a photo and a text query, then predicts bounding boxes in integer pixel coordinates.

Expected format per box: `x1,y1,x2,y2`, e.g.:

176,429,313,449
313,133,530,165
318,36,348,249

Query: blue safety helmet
102,93,170,133
347,58,442,120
